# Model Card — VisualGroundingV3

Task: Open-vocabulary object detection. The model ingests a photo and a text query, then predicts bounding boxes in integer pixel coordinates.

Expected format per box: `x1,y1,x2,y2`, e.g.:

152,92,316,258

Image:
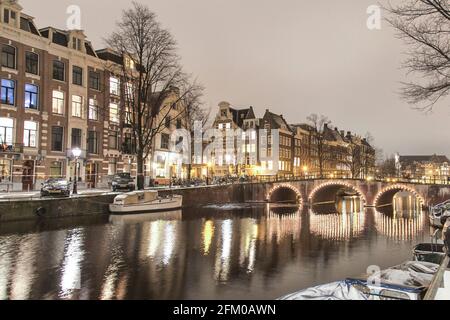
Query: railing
0,143,24,154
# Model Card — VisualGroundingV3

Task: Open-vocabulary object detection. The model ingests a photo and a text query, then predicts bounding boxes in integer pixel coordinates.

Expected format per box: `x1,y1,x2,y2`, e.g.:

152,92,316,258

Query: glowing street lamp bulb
72,148,82,158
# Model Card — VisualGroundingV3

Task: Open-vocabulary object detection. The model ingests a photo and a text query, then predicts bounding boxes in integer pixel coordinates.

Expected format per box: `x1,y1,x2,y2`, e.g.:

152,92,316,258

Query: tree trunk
137,152,145,190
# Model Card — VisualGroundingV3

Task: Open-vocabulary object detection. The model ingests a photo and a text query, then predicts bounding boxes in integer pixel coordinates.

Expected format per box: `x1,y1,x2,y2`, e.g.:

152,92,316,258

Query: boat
109,190,183,214
279,261,440,301
429,200,450,228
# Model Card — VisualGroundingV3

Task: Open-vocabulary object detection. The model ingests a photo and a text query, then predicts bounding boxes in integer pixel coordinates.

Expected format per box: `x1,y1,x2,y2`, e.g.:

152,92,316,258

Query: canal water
0,198,431,300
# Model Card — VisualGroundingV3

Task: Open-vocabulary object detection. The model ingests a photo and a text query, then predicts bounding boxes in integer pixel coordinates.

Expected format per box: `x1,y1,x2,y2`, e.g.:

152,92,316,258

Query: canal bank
0,184,247,223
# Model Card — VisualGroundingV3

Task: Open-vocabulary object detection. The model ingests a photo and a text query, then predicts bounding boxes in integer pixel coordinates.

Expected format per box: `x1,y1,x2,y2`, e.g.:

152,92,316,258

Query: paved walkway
0,188,113,201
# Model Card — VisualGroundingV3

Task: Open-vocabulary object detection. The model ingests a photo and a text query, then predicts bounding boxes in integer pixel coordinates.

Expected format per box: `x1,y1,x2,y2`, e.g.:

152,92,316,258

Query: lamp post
72,148,82,195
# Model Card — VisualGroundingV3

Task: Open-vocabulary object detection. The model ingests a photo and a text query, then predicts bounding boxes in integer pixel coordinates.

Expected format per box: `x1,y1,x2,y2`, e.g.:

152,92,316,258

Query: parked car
41,178,71,197
111,173,136,192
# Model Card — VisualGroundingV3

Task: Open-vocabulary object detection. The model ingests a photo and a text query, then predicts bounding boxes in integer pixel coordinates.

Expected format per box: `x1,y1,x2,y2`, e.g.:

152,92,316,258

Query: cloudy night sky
20,0,450,157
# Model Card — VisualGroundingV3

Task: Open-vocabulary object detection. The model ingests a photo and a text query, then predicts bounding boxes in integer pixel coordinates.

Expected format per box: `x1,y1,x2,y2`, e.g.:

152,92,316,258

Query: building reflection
59,228,85,299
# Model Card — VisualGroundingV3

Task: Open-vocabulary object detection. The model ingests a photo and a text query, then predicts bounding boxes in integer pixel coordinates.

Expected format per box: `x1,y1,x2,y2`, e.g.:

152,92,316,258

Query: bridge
241,178,450,208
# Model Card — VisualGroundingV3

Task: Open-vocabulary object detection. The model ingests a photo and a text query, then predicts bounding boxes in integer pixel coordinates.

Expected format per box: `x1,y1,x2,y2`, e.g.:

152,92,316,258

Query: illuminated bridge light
308,181,367,205
267,184,303,204
374,210,426,241
373,184,425,207
309,211,366,241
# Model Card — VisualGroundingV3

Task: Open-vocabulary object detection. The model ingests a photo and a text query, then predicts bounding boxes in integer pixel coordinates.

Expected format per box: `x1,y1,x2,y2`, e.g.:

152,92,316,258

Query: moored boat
429,200,450,228
109,190,183,214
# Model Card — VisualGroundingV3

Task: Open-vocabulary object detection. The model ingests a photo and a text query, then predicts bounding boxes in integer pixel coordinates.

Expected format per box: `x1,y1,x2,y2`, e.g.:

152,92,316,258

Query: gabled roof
229,107,251,128
263,110,292,132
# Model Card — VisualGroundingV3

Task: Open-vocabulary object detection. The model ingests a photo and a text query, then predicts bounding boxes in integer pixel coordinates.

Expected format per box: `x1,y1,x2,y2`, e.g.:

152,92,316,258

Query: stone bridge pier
242,179,450,208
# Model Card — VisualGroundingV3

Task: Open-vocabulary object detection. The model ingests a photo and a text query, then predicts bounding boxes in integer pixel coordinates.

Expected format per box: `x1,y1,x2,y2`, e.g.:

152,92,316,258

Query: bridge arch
308,181,367,205
267,184,303,204
373,184,425,208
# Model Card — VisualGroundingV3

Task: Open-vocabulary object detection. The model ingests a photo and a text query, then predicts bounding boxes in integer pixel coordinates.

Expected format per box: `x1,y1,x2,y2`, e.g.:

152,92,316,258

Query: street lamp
72,148,82,195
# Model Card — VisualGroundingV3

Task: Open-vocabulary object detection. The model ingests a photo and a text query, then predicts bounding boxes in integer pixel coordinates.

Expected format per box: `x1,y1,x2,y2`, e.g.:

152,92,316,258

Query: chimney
340,130,345,137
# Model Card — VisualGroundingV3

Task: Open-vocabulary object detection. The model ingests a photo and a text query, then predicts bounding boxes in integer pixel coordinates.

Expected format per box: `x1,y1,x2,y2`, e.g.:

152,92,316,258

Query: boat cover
279,281,367,300
279,261,440,300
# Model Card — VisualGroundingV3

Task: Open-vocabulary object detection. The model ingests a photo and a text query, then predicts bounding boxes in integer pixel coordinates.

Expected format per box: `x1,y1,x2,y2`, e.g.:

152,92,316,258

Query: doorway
86,162,97,188
22,160,34,191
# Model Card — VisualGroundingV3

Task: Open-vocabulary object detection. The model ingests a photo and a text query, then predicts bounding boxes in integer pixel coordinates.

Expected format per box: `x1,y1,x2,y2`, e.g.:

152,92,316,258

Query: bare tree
106,2,202,189
384,0,450,111
378,155,397,177
307,114,331,178
179,88,210,182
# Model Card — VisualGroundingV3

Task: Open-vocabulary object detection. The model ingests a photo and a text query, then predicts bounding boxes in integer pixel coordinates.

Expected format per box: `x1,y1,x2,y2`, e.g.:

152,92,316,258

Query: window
165,116,171,128
53,60,65,81
23,121,37,148
72,95,82,118
161,133,169,149
123,133,135,154
72,37,82,51
51,126,63,152
3,9,9,24
72,66,83,86
1,79,15,105
110,77,120,96
124,105,132,125
87,131,98,154
52,91,64,114
0,159,12,181
24,84,39,110
176,119,182,129
25,52,39,75
108,131,118,150
108,158,117,176
0,118,13,145
50,161,62,178
89,71,100,90
1,45,15,69
71,128,82,149
110,103,119,123
88,98,98,121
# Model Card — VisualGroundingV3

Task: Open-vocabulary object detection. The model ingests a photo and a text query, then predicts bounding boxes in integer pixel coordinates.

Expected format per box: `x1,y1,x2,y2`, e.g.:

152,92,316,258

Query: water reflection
0,201,432,300
309,212,365,241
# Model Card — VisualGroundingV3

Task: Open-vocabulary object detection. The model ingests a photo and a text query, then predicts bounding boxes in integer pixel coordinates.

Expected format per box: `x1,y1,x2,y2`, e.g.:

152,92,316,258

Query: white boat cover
379,261,439,287
279,281,367,300
279,261,440,300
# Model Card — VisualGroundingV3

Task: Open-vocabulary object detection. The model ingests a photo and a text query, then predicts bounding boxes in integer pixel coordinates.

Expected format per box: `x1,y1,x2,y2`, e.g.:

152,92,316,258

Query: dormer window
3,9,17,25
72,37,82,51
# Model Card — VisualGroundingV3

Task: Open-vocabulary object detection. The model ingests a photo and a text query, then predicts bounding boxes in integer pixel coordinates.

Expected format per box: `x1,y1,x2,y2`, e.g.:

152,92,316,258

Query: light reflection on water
0,201,431,300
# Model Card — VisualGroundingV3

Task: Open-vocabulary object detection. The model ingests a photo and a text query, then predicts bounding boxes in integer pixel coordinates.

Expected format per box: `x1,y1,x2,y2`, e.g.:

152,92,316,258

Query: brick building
0,0,185,191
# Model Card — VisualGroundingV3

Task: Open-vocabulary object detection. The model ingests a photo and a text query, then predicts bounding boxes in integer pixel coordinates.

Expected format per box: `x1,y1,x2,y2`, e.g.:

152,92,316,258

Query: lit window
88,98,98,121
52,91,64,114
110,103,119,123
1,79,15,105
72,95,82,118
23,121,37,148
110,77,120,96
24,84,39,110
0,117,14,145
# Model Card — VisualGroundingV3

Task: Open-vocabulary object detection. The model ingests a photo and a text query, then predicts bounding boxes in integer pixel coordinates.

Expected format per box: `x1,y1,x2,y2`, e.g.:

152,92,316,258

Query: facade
210,102,376,179
395,154,450,183
0,0,185,191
